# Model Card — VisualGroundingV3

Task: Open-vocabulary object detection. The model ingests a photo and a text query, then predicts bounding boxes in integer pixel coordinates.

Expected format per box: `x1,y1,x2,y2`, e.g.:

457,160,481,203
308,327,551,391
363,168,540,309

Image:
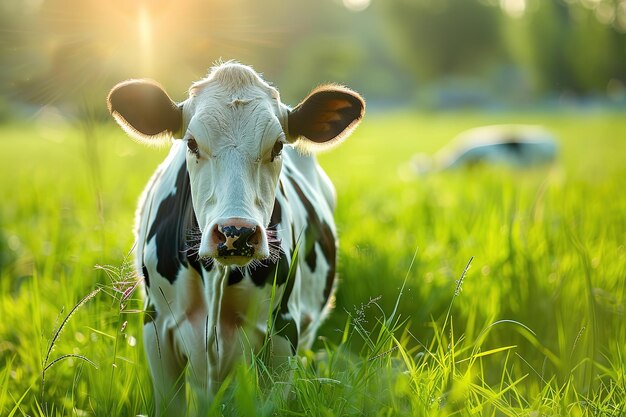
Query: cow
107,62,365,416
410,124,558,175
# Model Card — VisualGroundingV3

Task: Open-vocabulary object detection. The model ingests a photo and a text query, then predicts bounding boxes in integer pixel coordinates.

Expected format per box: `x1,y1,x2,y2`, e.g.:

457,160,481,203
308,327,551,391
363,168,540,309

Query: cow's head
108,62,364,267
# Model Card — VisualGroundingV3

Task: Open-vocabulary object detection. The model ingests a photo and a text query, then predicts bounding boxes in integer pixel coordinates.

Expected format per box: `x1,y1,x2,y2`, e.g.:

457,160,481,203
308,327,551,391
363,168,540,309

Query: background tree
502,0,626,95
380,0,504,81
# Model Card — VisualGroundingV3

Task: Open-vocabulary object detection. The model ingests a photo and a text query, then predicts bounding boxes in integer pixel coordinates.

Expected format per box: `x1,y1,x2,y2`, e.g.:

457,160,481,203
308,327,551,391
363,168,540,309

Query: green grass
0,111,625,416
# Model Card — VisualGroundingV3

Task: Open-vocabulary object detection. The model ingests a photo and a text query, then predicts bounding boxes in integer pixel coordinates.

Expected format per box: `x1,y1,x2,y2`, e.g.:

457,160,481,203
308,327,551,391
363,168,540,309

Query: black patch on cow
186,215,201,274
274,312,298,355
185,214,213,277
287,177,336,307
187,253,214,278
503,140,523,153
146,162,201,283
143,297,158,325
320,227,337,307
141,264,150,288
248,249,293,287
270,250,299,353
270,198,282,227
228,268,244,286
306,244,317,271
227,259,292,288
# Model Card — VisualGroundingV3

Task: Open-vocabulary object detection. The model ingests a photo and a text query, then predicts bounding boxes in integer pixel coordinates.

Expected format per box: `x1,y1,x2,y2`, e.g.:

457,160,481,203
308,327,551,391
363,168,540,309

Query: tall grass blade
41,287,102,403
7,387,31,417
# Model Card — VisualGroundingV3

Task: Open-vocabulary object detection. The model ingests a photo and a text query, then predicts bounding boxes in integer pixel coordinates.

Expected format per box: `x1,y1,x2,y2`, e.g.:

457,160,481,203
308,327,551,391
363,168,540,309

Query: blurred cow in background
411,125,558,175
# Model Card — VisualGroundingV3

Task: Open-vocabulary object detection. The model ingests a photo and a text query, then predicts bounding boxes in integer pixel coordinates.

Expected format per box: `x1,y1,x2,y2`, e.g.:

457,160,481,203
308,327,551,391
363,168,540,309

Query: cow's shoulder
281,148,336,210
136,142,210,285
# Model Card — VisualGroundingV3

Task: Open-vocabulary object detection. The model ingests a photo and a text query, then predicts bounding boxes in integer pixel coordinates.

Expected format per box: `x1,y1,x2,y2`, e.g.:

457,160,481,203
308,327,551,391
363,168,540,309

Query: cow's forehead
183,64,286,148
188,100,283,148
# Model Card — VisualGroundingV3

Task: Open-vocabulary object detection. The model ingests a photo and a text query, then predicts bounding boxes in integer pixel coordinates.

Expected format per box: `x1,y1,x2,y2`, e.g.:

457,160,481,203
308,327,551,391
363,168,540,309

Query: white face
183,84,288,266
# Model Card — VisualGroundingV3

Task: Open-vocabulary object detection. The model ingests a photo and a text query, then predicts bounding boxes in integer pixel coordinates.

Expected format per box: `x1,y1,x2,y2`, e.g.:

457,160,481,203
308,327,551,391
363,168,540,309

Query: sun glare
500,0,526,18
343,0,371,12
138,4,154,74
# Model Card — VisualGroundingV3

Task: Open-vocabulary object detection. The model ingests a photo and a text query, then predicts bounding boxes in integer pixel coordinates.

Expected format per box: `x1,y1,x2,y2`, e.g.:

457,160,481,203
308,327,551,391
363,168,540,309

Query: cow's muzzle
217,224,257,257
202,218,267,266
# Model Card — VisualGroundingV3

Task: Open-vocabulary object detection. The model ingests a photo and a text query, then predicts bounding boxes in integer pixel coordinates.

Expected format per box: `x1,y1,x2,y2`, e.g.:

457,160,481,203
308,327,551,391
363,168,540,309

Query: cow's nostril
209,223,226,246
247,227,262,247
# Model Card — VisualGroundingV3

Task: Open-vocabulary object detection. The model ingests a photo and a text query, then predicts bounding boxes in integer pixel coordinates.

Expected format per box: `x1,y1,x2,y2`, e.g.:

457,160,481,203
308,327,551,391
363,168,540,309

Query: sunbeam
137,3,153,74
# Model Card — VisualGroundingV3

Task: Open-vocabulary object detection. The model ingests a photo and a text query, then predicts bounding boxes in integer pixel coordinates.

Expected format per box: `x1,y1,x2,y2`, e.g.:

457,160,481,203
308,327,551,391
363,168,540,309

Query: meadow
0,110,624,416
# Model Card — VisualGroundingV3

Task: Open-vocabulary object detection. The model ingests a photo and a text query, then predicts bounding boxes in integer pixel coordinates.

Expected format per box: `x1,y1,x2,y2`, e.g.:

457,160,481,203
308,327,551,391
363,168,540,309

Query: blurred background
1,2,625,413
1,0,625,118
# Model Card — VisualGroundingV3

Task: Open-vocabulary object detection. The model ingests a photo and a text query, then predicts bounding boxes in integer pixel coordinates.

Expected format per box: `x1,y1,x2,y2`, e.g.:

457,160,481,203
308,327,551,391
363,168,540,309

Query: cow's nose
210,218,263,259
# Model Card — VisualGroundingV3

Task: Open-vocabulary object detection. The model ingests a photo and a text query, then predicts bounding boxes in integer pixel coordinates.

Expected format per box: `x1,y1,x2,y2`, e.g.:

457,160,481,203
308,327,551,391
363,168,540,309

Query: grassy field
0,111,624,416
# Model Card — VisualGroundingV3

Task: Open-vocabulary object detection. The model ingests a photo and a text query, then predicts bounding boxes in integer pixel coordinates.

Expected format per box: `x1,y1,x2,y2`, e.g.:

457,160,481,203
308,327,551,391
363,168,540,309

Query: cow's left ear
288,85,365,151
107,79,182,143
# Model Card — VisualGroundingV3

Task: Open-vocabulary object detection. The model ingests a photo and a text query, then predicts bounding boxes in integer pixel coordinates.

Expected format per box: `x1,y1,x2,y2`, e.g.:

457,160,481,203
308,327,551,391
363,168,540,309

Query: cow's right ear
288,85,365,152
107,79,182,142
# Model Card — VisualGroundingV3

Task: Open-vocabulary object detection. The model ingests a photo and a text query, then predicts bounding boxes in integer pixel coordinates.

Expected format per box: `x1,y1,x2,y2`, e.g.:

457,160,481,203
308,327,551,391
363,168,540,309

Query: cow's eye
271,141,283,161
187,137,199,157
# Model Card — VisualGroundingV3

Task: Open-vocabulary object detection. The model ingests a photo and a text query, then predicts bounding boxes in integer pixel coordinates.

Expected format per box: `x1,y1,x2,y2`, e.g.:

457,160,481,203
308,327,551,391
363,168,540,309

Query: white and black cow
411,124,558,175
107,62,364,416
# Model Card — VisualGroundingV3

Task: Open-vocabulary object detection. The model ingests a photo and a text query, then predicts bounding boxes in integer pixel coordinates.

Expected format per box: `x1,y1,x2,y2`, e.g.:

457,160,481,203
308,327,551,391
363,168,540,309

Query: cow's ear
288,85,364,152
107,79,182,143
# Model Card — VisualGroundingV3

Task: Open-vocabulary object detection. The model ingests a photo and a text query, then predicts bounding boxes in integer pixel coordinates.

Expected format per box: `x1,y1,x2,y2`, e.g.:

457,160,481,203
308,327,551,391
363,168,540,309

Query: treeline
0,0,624,117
